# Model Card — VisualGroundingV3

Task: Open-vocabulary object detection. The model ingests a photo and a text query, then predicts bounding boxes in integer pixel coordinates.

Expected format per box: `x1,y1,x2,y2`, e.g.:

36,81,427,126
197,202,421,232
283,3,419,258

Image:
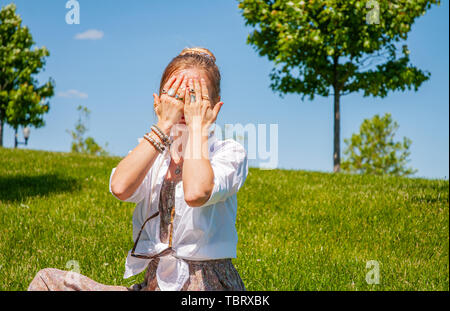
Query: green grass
0,147,448,291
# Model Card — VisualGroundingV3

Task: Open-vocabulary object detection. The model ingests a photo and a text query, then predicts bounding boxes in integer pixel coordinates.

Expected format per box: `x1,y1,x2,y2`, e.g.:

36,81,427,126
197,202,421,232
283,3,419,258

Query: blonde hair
159,47,221,104
179,47,216,62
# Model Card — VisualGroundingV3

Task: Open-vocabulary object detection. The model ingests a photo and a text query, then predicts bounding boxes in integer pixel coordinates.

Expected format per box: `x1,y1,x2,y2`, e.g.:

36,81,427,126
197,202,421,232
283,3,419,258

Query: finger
200,78,210,102
213,101,224,118
162,75,177,94
153,93,160,114
188,78,196,105
176,79,187,101
170,74,185,95
185,79,192,106
153,93,160,105
194,79,201,104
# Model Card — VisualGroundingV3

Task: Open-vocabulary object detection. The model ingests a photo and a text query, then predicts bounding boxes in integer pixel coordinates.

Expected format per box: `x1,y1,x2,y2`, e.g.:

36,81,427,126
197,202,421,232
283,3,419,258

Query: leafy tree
66,105,109,156
238,0,439,172
341,113,416,176
0,3,54,147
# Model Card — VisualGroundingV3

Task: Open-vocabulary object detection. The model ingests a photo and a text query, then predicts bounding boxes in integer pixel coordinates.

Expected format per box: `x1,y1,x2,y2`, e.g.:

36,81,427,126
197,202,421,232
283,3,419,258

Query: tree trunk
14,127,18,148
333,88,341,172
0,110,3,148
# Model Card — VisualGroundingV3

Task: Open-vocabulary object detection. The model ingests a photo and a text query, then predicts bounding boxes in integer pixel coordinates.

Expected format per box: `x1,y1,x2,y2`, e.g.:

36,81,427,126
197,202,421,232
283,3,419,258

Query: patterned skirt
27,258,246,291
132,257,246,291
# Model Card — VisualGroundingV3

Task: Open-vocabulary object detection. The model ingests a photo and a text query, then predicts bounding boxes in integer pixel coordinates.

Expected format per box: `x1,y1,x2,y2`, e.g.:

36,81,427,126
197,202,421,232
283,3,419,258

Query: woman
28,47,248,291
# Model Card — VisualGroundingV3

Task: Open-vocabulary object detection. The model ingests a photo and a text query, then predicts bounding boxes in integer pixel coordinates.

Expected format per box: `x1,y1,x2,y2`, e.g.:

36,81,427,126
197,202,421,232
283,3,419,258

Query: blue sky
2,0,449,179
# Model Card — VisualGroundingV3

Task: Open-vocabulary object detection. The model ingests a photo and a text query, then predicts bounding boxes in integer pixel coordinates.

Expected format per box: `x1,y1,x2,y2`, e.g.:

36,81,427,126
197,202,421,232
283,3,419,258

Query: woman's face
171,68,214,124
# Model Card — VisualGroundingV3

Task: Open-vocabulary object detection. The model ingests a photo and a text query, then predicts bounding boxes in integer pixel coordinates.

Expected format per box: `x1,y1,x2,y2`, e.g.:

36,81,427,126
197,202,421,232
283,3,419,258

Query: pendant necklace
174,158,182,176
175,165,181,175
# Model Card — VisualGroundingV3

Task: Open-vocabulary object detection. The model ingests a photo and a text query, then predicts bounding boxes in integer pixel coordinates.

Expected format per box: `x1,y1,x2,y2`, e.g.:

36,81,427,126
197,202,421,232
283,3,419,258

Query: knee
28,268,60,291
36,268,58,279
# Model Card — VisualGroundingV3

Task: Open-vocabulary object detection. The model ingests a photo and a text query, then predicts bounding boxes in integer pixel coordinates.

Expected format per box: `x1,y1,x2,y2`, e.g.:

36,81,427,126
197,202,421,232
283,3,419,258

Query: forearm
110,122,171,200
183,124,214,207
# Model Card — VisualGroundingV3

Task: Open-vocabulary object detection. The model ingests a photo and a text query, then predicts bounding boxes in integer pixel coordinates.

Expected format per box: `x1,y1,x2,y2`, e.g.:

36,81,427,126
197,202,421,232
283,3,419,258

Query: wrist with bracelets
143,124,171,153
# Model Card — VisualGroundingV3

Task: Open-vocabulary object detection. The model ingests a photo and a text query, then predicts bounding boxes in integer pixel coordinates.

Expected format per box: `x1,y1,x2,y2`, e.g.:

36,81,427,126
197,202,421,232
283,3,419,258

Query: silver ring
167,88,176,97
190,94,196,102
161,89,167,94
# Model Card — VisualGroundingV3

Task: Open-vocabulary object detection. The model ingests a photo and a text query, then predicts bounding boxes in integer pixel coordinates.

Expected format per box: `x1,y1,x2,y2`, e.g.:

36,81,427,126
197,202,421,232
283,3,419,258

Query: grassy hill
0,147,448,291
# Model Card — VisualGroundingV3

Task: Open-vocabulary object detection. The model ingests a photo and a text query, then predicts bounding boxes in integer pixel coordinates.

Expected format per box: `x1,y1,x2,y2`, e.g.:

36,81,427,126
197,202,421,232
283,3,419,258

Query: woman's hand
183,78,223,133
182,78,220,206
153,75,186,134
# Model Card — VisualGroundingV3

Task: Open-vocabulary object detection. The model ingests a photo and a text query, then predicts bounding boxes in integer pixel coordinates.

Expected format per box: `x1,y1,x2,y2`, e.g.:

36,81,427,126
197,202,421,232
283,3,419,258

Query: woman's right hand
153,74,186,134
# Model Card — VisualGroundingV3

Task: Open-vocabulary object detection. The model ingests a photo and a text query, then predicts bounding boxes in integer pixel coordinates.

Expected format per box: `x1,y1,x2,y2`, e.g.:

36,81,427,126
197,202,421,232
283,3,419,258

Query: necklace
173,158,182,176
175,165,181,175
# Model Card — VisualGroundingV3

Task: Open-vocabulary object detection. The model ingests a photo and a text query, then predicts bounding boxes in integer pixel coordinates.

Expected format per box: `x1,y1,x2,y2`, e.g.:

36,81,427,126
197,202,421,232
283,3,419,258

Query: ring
175,94,184,101
189,88,195,93
190,94,196,102
167,88,176,97
202,95,209,100
161,89,167,94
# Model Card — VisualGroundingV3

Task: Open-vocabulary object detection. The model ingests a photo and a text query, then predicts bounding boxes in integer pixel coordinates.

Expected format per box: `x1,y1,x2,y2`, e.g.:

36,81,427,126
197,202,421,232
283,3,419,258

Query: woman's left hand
184,78,223,131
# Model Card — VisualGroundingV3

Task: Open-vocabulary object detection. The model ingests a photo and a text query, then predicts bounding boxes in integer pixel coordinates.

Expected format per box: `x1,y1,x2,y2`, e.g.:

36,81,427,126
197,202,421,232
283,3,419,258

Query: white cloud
57,89,88,99
74,29,104,40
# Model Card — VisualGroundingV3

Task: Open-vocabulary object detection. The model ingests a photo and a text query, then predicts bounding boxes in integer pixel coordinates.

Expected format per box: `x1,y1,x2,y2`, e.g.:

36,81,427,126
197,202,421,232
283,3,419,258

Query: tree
66,105,109,156
341,113,416,176
0,3,55,147
238,0,439,172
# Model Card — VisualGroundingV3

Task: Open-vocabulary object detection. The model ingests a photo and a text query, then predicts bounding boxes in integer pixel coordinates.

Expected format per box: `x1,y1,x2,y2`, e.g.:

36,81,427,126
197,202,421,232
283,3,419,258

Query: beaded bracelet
143,132,165,153
147,130,163,145
144,134,164,153
142,134,160,153
149,132,166,151
151,127,169,147
151,124,171,147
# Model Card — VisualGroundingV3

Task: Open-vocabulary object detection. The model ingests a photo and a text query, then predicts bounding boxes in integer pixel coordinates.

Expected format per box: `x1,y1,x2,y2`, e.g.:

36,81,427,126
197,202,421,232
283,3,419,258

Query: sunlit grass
0,147,448,290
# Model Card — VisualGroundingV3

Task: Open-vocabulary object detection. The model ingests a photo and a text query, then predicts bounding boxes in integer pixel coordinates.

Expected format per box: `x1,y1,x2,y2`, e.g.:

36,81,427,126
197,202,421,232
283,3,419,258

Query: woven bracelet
148,133,166,152
143,133,165,153
142,134,160,153
144,134,164,153
151,125,170,146
148,131,167,150
151,127,169,146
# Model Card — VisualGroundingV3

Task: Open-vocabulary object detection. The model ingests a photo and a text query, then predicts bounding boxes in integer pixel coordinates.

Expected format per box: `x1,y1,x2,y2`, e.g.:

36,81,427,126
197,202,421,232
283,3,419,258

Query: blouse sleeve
109,166,150,204
197,139,248,208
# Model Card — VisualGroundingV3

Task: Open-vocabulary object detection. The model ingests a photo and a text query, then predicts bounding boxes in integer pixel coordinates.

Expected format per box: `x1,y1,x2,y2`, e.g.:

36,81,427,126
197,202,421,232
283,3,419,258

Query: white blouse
108,131,248,291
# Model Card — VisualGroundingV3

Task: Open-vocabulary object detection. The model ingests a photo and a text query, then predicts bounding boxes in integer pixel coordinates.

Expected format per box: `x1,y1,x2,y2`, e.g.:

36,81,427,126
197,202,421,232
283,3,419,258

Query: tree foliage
0,3,55,146
238,0,439,172
238,0,438,99
341,113,416,176
66,105,109,156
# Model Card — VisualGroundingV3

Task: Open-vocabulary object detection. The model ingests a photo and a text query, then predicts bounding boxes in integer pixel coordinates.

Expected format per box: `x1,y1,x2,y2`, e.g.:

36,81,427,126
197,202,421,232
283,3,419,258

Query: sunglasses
130,205,176,259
